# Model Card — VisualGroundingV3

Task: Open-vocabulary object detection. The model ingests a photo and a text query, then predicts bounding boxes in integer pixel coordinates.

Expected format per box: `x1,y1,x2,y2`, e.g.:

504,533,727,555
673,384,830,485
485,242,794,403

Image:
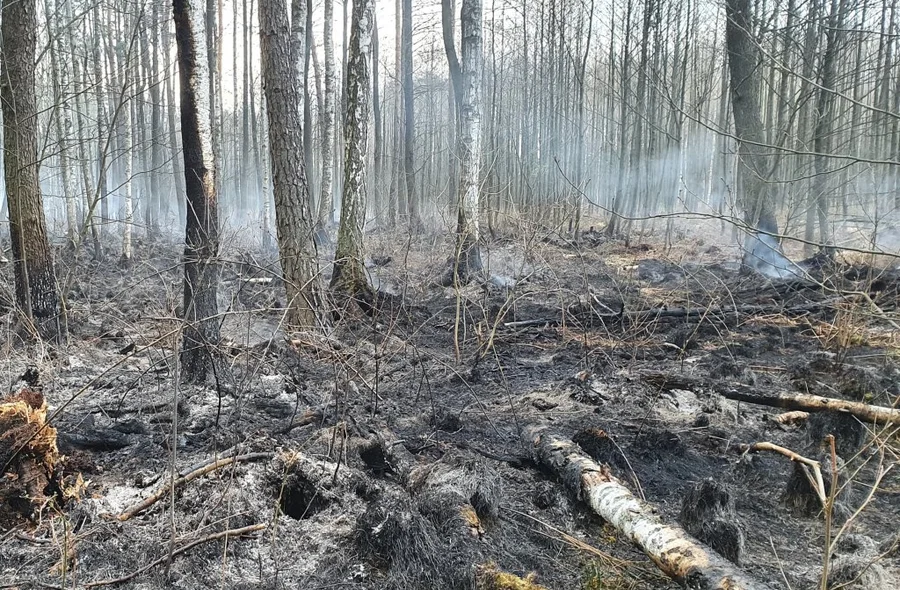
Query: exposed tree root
0,388,61,519
524,426,773,590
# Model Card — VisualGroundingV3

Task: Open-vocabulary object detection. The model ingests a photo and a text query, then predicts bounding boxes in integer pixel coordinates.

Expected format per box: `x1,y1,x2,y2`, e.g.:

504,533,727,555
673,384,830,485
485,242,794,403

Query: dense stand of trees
5,0,898,246
2,0,900,364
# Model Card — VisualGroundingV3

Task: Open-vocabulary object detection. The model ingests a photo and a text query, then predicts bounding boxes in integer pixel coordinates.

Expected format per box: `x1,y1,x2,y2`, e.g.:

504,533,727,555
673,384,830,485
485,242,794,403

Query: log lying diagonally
524,426,775,590
641,372,900,426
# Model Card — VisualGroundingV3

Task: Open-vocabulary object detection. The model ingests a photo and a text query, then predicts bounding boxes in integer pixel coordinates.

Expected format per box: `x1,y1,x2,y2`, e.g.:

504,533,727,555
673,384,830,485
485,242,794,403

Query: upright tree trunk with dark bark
259,0,327,330
446,0,483,285
1,0,62,340
163,8,188,227
174,0,222,383
725,0,777,231
442,0,463,224
401,0,422,232
332,0,375,300
811,0,846,252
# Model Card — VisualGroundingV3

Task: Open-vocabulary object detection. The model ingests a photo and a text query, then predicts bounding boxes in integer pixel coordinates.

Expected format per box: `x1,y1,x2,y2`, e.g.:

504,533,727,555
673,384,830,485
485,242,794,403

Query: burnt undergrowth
0,232,898,589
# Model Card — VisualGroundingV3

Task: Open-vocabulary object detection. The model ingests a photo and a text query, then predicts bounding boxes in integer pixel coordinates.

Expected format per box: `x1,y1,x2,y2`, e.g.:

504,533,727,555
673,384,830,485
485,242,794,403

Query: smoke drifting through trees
2,0,900,252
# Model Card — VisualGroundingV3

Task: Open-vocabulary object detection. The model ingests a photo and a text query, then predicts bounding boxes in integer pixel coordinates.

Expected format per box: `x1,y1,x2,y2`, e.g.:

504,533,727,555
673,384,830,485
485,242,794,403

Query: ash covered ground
1,222,899,589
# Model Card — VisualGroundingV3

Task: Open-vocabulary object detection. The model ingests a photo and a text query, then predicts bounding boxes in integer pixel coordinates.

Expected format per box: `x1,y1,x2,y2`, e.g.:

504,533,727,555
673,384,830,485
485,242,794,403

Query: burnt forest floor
1,221,900,590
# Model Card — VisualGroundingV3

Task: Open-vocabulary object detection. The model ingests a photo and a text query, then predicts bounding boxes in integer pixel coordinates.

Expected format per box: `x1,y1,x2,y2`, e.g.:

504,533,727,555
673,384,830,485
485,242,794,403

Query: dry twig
114,452,274,521
83,523,266,588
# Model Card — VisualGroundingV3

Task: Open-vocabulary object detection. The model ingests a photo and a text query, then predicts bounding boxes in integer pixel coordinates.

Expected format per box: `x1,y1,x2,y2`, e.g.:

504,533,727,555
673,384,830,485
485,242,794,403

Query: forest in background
4,0,900,254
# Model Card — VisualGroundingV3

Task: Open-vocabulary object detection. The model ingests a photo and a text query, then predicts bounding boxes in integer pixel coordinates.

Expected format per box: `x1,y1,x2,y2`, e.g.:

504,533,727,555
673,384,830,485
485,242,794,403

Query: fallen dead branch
525,426,773,590
719,387,900,426
115,452,274,521
276,407,324,434
737,442,826,508
505,297,844,330
640,371,900,426
82,523,266,588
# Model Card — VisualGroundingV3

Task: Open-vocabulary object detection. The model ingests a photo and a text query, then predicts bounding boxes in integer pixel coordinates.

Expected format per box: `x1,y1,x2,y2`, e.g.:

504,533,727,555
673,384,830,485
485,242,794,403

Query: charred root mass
0,388,64,522
678,479,745,565
441,236,484,287
330,259,376,315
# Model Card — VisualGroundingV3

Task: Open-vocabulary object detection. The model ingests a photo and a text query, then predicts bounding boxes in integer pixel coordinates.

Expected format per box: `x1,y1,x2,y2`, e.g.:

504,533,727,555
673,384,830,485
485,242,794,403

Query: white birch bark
526,428,774,590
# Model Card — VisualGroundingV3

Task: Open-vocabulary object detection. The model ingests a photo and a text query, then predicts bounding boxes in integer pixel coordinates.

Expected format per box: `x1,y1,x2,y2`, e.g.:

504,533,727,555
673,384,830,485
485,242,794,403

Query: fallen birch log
719,387,900,426
525,426,773,590
640,372,900,426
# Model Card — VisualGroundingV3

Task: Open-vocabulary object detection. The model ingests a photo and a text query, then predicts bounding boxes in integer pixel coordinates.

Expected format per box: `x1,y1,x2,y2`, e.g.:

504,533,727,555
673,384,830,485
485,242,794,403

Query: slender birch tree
174,0,222,383
446,0,484,284
332,0,375,299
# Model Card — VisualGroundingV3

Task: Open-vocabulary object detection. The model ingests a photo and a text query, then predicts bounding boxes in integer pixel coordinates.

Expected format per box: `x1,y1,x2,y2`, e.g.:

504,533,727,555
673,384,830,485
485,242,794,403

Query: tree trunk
174,0,222,383
162,10,187,227
241,0,253,218
332,0,375,301
122,84,134,265
319,0,336,232
811,0,846,252
47,0,77,249
1,0,62,340
91,1,110,241
73,48,101,257
725,0,777,231
148,0,164,239
442,0,462,225
247,0,267,245
606,0,634,237
259,0,327,330
446,0,483,285
401,0,422,232
303,0,315,200
372,14,383,227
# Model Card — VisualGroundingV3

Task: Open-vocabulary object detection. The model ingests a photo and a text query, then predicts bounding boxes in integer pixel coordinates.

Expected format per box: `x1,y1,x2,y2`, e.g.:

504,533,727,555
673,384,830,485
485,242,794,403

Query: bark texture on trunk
448,0,483,285
259,0,326,330
526,428,773,590
1,0,62,340
319,0,336,231
332,0,375,299
174,0,222,383
401,0,421,232
725,0,777,231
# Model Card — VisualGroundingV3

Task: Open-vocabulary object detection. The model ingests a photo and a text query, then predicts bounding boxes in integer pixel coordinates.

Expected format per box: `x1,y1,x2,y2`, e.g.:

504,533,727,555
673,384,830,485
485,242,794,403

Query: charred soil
1,230,899,589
